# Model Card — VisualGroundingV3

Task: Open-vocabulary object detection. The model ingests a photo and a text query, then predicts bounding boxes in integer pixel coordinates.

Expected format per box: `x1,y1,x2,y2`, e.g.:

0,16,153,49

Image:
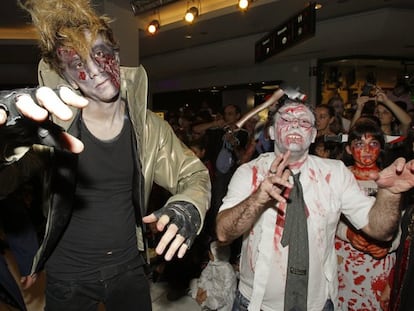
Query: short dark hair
223,104,241,115
347,117,385,148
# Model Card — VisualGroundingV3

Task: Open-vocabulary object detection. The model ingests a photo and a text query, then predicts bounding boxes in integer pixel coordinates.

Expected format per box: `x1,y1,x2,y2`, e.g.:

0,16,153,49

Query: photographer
351,86,411,136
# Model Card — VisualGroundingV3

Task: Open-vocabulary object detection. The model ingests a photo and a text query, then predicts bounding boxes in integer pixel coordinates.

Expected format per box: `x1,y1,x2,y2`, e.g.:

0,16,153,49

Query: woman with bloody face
335,118,399,311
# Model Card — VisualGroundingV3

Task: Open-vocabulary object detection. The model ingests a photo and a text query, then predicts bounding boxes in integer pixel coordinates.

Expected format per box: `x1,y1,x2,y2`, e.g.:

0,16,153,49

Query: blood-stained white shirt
219,153,375,311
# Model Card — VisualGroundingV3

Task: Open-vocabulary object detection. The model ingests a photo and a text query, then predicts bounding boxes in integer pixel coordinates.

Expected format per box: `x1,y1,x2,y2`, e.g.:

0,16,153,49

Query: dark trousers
45,265,151,311
0,255,27,311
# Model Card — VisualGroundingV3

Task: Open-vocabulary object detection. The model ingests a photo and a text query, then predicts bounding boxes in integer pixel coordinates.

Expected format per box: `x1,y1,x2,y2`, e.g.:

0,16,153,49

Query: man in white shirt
216,94,414,311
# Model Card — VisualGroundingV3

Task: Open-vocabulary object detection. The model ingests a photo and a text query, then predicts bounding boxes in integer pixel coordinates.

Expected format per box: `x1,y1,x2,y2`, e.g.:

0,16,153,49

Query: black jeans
45,265,151,311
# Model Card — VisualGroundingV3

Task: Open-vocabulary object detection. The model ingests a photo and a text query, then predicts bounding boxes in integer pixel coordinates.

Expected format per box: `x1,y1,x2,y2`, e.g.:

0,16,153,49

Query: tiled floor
150,281,201,311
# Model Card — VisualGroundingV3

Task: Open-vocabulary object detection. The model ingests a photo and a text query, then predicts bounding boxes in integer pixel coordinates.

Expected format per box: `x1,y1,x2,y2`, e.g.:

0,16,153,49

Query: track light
147,20,160,35
185,7,198,23
130,1,138,16
238,0,250,11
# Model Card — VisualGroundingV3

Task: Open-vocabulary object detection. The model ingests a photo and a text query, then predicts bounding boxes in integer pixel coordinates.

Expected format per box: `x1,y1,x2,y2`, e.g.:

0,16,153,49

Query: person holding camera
351,87,411,137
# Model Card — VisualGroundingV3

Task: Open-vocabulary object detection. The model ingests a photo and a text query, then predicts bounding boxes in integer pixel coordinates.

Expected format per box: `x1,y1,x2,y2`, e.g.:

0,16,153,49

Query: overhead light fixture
147,20,160,35
130,1,138,15
315,3,323,10
184,7,199,23
238,0,250,11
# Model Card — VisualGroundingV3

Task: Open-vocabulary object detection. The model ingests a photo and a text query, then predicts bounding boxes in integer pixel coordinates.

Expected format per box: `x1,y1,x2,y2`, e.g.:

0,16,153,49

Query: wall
151,58,316,106
222,88,256,113
100,0,140,67
144,8,414,107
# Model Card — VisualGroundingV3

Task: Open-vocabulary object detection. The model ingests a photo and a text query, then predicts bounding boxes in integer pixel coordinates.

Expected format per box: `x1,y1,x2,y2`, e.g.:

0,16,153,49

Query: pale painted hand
0,109,6,125
253,151,292,206
371,157,414,194
1,86,88,153
142,213,187,261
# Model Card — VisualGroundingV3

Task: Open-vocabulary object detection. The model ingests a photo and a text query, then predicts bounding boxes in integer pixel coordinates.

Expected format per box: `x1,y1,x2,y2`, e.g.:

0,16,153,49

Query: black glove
0,88,66,151
0,88,37,126
152,201,201,249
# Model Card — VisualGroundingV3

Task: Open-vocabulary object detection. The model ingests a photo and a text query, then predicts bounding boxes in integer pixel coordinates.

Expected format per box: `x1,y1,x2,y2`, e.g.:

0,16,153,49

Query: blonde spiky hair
19,0,119,75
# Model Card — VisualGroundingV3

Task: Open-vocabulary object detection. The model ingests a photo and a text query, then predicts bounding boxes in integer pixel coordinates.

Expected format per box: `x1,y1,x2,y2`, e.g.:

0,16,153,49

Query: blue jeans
231,289,250,311
231,289,334,311
45,265,151,311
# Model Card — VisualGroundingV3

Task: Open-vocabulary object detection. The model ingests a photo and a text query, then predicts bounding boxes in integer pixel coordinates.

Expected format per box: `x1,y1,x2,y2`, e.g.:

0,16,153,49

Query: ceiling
137,0,414,81
0,0,413,90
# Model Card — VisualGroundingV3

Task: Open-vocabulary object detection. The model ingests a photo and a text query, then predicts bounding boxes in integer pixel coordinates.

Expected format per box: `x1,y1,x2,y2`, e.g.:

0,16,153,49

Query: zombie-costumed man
0,0,210,310
216,96,414,311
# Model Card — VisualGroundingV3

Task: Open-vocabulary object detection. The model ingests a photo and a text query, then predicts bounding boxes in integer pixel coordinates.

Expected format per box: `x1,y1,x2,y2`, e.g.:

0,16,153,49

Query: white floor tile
150,282,201,311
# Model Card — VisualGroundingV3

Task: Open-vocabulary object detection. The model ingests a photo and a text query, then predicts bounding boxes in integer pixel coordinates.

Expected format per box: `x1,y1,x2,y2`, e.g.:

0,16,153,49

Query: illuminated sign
255,2,316,63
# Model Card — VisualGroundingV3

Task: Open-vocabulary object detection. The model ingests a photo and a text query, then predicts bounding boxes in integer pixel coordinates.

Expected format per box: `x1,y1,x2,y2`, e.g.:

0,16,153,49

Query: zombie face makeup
348,134,381,168
271,103,316,158
57,32,120,103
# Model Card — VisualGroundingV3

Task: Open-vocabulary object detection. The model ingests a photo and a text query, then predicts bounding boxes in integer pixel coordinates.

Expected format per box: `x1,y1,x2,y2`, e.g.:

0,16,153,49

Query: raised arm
350,95,370,128
142,112,211,260
192,117,226,134
0,86,88,156
216,152,292,243
362,157,414,240
375,89,411,136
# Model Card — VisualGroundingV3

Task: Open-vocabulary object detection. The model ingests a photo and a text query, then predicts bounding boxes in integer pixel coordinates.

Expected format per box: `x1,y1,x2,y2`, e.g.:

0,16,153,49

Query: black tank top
46,116,141,281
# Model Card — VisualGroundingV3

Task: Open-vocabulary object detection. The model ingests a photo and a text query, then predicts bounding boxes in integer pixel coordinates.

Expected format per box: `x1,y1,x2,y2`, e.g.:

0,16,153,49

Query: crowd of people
0,1,414,311
140,82,414,311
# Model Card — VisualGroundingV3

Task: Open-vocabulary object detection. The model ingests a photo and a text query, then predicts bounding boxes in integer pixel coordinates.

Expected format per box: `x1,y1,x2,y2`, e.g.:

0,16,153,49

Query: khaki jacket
0,60,211,274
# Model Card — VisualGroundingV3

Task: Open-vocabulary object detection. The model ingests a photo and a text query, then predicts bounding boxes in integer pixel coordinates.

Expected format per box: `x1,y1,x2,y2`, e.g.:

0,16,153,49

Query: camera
360,83,375,96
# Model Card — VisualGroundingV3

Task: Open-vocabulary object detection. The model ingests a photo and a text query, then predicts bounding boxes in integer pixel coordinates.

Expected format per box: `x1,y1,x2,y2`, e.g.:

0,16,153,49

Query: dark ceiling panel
0,0,31,27
0,45,40,64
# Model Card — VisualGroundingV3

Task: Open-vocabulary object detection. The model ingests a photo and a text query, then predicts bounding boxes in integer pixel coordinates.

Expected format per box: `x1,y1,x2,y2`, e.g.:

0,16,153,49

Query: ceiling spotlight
147,20,160,35
238,0,250,10
185,7,199,23
130,1,138,16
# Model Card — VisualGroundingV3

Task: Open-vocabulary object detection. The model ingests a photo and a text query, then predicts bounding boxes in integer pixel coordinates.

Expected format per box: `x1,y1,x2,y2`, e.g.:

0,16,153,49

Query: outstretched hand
142,201,201,261
370,157,414,194
254,151,292,206
0,86,88,153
